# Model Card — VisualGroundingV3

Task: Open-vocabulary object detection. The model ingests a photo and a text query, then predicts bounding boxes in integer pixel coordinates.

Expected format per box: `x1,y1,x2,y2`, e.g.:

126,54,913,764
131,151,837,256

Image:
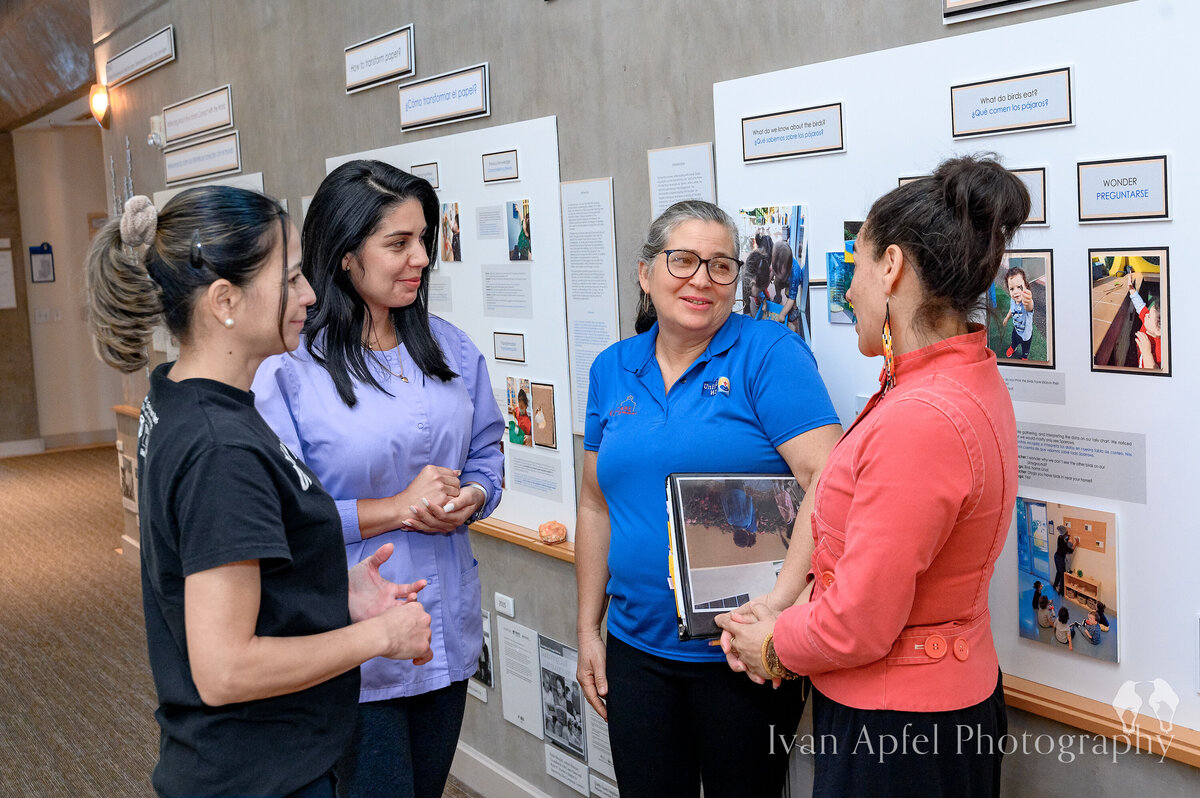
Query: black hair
863,154,1030,331
1058,607,1070,624
1033,580,1042,591
86,187,288,372
302,159,455,407
517,388,529,408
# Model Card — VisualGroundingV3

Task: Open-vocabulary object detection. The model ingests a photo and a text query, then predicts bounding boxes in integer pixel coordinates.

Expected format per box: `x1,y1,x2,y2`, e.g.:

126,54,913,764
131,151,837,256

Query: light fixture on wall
147,114,166,149
89,84,111,128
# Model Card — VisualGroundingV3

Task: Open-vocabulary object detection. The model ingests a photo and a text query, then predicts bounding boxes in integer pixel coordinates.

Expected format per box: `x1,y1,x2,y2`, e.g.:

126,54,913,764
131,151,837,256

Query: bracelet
761,632,799,681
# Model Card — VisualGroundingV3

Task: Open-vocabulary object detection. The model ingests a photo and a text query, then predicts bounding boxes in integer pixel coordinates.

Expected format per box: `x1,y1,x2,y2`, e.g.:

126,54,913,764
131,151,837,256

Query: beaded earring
881,296,896,393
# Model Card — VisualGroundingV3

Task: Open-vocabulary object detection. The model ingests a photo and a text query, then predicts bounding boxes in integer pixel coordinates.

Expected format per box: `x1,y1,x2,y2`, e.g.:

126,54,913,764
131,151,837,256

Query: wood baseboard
1003,673,1199,767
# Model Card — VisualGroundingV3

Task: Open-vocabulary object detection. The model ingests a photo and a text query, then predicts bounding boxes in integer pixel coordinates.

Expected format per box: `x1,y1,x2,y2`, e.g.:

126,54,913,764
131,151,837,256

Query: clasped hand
396,464,484,533
714,600,782,687
348,542,433,664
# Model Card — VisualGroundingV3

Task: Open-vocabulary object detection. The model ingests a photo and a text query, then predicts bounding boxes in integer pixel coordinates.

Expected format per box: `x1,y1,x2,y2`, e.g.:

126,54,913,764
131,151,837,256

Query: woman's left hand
714,601,781,685
348,542,428,623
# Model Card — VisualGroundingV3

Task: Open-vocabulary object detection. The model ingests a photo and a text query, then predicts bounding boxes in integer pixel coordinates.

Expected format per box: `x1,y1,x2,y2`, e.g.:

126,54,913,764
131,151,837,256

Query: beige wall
12,124,122,446
0,132,41,450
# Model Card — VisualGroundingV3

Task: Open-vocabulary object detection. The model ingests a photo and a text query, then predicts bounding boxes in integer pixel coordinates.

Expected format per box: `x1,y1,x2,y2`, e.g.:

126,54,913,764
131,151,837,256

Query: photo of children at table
1089,250,1170,374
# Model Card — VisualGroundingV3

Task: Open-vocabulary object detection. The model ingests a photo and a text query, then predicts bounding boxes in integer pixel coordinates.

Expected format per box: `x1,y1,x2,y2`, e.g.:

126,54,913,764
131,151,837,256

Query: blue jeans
334,680,469,798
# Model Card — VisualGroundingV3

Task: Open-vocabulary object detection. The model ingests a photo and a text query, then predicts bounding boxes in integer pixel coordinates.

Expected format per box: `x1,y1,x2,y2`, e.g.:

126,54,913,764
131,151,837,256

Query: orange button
953,638,970,661
923,634,947,659
820,570,836,589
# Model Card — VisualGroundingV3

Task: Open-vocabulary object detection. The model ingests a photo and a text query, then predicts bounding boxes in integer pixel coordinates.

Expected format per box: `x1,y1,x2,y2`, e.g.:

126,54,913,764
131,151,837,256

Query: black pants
605,635,805,798
1052,553,1067,596
811,670,1007,798
334,680,469,798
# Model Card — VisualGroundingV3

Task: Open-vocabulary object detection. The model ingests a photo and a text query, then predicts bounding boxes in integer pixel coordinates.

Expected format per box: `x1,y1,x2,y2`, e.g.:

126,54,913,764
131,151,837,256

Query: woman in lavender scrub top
254,160,504,798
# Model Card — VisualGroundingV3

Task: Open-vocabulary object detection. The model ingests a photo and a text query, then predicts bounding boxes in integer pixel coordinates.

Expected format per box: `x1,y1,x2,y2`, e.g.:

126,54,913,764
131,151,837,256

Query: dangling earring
881,297,896,393
224,318,235,328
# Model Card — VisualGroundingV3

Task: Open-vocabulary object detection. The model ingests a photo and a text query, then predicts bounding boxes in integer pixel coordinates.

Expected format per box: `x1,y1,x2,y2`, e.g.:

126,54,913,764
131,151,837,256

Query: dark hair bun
865,153,1030,328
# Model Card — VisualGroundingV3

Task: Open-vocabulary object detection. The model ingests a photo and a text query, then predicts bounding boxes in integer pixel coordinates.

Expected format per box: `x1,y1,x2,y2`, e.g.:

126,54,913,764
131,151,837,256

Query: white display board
714,0,1197,734
327,116,578,538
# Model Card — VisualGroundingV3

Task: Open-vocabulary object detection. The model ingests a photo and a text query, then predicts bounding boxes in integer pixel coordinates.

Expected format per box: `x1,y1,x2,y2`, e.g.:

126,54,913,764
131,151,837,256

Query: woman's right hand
577,632,609,720
395,464,463,533
377,601,433,664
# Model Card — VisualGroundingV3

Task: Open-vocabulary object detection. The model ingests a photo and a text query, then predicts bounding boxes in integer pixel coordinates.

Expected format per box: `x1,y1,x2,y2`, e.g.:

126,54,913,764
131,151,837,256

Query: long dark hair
86,187,288,372
302,159,455,406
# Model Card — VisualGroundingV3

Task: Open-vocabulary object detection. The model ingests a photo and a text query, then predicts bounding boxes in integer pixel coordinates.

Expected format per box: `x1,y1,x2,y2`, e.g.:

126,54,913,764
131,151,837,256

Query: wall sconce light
147,114,166,149
89,84,110,128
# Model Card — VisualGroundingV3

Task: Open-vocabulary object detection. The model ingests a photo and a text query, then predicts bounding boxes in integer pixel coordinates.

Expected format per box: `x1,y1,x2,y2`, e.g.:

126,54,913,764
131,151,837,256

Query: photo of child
505,376,533,447
1088,248,1170,376
439,202,461,263
986,250,1054,368
1015,497,1118,663
735,205,811,340
506,199,531,261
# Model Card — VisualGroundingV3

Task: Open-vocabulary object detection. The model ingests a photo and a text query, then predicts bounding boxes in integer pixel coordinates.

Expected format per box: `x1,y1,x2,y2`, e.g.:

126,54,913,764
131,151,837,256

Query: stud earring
881,297,896,393
224,318,235,328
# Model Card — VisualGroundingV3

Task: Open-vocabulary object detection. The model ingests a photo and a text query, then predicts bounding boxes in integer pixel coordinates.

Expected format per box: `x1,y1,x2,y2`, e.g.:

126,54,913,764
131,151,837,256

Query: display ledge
469,517,574,564
113,404,139,419
1003,673,1199,767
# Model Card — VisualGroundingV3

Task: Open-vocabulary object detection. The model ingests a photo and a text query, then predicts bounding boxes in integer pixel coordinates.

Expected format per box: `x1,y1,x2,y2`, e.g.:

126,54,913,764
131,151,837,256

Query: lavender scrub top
252,316,505,701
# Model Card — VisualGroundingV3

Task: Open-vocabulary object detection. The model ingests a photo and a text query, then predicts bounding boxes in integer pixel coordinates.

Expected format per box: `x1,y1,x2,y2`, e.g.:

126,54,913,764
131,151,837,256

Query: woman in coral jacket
718,154,1030,798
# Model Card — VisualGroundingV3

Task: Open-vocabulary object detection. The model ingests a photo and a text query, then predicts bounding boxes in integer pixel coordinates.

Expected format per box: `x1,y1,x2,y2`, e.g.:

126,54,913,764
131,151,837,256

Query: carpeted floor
0,446,158,797
0,447,483,798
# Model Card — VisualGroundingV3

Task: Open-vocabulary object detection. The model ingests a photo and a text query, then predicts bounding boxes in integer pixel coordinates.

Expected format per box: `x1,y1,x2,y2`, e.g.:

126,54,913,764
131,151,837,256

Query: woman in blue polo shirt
575,200,842,796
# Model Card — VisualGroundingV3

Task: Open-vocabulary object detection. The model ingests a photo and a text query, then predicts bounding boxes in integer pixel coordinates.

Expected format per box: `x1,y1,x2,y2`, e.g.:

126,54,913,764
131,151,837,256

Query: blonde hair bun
120,195,158,248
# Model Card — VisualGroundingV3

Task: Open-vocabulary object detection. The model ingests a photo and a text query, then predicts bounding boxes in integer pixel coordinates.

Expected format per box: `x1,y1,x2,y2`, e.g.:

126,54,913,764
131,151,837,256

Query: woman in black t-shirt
86,187,434,798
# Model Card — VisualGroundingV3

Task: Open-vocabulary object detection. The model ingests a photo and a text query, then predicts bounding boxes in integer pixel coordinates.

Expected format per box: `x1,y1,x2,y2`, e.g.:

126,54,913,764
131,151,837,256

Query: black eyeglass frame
661,248,743,285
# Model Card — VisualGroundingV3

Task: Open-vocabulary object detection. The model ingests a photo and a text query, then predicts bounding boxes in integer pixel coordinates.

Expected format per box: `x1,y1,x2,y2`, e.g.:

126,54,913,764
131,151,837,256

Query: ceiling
0,0,95,132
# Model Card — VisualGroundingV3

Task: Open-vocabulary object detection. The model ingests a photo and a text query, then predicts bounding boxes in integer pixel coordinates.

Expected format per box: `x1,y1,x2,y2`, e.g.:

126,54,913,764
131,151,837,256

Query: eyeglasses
661,249,742,285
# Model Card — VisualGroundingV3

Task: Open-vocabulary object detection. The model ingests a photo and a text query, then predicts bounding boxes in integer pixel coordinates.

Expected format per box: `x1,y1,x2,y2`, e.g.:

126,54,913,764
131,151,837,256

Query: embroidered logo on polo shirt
609,395,638,417
702,377,732,397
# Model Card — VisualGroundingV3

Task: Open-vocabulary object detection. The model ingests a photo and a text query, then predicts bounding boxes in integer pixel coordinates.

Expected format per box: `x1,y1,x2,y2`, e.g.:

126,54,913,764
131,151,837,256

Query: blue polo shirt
584,313,839,661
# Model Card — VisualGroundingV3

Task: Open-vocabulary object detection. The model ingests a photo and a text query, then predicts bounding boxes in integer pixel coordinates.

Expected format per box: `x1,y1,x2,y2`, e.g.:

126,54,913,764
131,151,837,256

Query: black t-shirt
137,363,357,797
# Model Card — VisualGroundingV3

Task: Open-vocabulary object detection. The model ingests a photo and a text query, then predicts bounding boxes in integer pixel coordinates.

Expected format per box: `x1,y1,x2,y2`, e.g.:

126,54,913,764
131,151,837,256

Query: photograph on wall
985,250,1054,368
505,376,533,447
473,609,494,689
735,205,810,341
666,474,800,639
538,635,586,760
440,202,462,263
507,199,532,261
118,453,138,514
530,382,557,450
1088,248,1169,376
826,252,855,324
1015,497,1118,663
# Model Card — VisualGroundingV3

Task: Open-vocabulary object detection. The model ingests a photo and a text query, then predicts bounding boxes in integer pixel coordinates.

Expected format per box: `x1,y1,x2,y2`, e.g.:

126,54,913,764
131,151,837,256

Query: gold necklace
367,322,408,383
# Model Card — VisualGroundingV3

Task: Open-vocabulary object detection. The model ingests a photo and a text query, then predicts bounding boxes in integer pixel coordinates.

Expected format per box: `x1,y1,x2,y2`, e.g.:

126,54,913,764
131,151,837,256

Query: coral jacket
773,327,1017,711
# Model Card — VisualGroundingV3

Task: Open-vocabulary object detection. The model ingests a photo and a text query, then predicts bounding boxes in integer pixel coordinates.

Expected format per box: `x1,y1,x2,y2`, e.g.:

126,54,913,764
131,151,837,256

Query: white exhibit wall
714,0,1197,730
327,115,578,538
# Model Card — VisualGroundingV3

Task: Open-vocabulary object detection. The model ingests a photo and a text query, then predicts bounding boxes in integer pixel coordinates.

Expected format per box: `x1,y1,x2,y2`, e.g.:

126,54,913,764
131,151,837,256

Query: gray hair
633,200,739,333
638,200,739,269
